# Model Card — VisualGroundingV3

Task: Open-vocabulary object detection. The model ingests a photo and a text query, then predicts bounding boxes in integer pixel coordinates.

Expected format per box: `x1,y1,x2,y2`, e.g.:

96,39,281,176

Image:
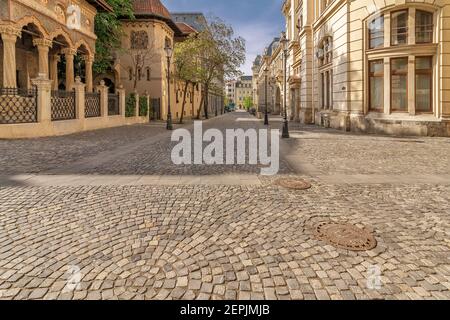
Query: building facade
256,0,450,136
234,75,253,109
225,80,236,105
0,0,152,139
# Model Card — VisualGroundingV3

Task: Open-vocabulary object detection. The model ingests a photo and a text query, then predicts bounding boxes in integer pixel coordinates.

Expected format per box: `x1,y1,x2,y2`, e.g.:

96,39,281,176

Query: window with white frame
317,37,333,109
366,7,435,114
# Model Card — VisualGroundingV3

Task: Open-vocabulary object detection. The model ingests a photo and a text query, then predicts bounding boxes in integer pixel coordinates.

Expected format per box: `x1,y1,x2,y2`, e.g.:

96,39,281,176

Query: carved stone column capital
83,54,95,63
0,25,21,41
61,48,77,56
33,38,53,48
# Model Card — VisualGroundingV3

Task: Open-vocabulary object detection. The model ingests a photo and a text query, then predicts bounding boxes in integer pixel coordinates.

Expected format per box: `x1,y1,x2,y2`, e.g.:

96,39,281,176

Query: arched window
146,68,151,81
317,36,333,109
137,68,141,81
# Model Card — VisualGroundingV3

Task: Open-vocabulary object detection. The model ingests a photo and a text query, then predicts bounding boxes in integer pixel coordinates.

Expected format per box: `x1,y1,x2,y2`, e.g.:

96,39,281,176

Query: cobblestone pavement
0,111,449,300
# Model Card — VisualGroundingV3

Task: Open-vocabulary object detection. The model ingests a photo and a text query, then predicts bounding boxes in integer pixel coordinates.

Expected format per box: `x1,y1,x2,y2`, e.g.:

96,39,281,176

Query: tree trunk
196,89,204,119
179,81,189,124
203,85,209,119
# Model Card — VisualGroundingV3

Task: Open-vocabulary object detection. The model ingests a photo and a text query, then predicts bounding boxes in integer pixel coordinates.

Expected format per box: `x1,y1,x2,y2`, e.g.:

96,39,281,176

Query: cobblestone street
0,111,449,300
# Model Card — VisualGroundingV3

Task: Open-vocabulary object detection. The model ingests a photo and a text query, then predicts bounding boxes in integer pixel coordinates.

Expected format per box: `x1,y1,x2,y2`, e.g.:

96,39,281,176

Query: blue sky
164,0,285,76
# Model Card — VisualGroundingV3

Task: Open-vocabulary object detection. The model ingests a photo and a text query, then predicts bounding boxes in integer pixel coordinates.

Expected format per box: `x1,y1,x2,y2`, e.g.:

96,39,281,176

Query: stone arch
48,28,74,48
15,16,49,38
363,1,439,23
74,39,93,56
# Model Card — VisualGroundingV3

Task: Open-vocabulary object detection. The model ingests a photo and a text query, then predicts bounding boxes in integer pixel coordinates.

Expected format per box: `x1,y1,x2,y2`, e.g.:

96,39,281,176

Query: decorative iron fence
51,90,76,121
0,87,37,124
108,93,120,116
85,92,101,118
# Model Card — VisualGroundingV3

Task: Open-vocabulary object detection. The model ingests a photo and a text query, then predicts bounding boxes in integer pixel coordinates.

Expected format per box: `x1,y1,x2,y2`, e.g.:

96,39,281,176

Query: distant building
225,80,236,105
171,13,208,32
234,76,253,109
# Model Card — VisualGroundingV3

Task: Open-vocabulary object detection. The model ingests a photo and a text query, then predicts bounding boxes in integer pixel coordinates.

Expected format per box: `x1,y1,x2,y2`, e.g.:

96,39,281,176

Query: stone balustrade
0,75,150,138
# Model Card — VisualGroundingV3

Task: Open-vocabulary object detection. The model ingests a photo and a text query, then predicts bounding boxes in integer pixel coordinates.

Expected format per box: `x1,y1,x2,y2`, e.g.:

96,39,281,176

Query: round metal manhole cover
314,222,377,251
275,178,311,190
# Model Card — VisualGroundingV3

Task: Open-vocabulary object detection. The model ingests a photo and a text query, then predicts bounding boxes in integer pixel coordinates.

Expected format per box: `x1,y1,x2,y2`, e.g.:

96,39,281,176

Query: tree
243,96,253,110
194,17,246,119
174,37,200,123
94,0,134,75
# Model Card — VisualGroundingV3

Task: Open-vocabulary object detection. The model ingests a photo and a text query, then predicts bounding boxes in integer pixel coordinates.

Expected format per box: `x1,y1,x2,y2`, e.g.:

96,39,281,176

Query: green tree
243,96,253,110
174,37,200,123
194,17,246,119
93,0,134,75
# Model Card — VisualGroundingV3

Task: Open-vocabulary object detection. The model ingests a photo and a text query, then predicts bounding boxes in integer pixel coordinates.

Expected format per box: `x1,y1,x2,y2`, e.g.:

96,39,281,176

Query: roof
266,37,280,56
128,0,182,36
171,13,208,32
86,0,113,12
241,76,253,81
132,0,171,19
176,22,197,35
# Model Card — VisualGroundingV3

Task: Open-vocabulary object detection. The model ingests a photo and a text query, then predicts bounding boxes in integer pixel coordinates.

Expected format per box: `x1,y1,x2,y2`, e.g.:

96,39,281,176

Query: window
369,60,384,111
146,68,150,81
391,10,408,46
416,11,433,43
415,56,433,113
369,16,384,49
391,58,408,112
137,68,141,81
128,68,133,81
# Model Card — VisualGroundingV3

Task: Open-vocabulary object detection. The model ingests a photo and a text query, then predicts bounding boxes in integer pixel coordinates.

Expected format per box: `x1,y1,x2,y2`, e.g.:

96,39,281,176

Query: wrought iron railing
85,92,101,118
51,90,76,121
108,93,120,116
0,87,38,124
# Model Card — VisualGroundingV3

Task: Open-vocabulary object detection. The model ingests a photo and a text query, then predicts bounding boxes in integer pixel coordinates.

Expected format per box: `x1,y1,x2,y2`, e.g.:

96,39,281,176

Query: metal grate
0,87,37,124
85,92,101,118
275,177,311,190
51,90,76,121
314,222,377,251
108,93,120,116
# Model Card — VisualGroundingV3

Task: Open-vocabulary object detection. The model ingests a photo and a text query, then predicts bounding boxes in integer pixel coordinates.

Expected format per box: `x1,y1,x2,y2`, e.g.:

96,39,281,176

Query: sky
164,0,285,76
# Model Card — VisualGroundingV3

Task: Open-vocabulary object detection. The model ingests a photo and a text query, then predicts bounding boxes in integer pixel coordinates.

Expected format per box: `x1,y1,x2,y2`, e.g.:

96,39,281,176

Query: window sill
366,112,440,122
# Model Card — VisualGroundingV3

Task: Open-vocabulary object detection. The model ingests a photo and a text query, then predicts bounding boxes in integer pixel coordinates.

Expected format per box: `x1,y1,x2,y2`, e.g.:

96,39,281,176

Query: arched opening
50,34,72,91
275,86,281,115
74,44,90,83
16,24,43,89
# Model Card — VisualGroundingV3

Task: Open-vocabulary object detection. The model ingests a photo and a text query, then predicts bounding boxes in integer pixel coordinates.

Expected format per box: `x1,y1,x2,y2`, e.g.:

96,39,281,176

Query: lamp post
280,32,290,138
264,66,269,125
165,43,173,130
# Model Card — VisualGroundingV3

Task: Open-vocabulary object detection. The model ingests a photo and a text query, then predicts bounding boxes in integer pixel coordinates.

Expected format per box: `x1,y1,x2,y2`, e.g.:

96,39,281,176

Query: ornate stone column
49,54,60,90
96,80,108,117
74,76,86,120
0,26,21,88
32,38,53,79
31,74,53,123
62,48,76,90
84,54,94,92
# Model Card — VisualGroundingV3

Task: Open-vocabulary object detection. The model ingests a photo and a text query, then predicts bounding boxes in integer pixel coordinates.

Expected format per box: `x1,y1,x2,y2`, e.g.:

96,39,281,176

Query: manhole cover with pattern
314,222,377,251
275,178,311,190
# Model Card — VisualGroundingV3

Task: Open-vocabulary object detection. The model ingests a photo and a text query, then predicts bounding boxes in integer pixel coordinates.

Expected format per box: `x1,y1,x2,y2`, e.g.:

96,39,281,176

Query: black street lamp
165,43,173,130
280,32,290,139
264,66,269,125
